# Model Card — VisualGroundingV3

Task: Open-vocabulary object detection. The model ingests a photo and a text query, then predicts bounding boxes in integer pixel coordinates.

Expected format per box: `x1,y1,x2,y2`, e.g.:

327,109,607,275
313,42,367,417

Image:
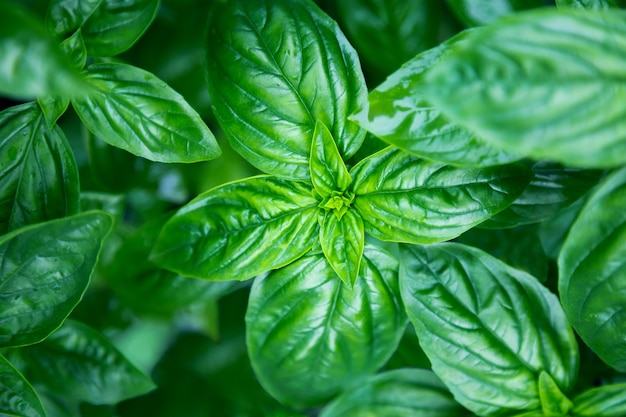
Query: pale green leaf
422,9,626,168
151,176,319,281
538,371,572,417
572,383,626,416
206,0,367,179
319,368,473,417
310,120,352,198
558,166,626,372
556,0,625,9
400,243,578,417
0,211,112,348
319,209,364,287
444,0,543,26
0,354,45,417
246,245,405,409
72,62,220,163
350,147,530,243
0,102,80,234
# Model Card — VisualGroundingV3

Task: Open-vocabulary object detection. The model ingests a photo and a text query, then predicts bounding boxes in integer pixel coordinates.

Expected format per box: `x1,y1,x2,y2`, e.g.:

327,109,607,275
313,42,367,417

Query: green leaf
0,211,112,348
538,371,572,417
350,147,531,243
59,29,87,70
556,0,625,9
480,162,602,229
72,62,220,163
558,166,626,372
538,196,587,259
151,176,319,281
46,0,160,57
37,95,70,128
310,120,352,198
572,383,626,416
246,245,406,409
422,9,626,168
0,102,80,235
319,368,473,417
335,0,441,83
79,192,125,221
400,243,578,417
0,353,45,417
351,29,518,168
0,2,83,99
206,0,367,180
444,0,544,26
10,320,156,405
107,217,243,314
319,209,364,287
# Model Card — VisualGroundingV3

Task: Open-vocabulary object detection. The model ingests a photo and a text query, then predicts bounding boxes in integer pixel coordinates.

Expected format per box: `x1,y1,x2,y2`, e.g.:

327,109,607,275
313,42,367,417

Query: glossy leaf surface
350,147,530,243
0,211,112,348
556,0,625,9
400,243,578,417
246,245,405,409
310,120,352,198
0,102,80,234
445,0,543,26
352,30,517,168
0,2,82,99
152,176,319,281
422,9,626,168
206,0,367,179
72,63,220,163
572,383,626,416
558,167,626,371
13,320,155,405
46,0,160,56
480,162,602,228
336,0,440,83
319,209,364,287
538,371,572,416
319,368,473,417
0,354,45,417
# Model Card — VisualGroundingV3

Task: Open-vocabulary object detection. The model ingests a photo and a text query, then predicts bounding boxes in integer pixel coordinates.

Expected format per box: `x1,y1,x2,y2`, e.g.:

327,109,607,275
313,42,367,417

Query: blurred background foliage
2,0,579,416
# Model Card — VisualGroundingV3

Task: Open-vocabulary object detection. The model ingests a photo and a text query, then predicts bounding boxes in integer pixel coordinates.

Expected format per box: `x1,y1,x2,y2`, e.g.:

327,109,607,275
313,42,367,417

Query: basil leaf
152,176,319,281
246,245,405,409
351,30,517,168
572,383,626,416
0,2,82,99
11,320,155,405
558,166,626,372
72,62,220,163
480,162,602,229
0,211,112,348
336,0,440,84
400,243,578,417
0,353,45,417
444,0,543,26
206,0,367,180
107,217,242,314
556,0,624,9
319,368,473,417
37,95,70,128
60,29,87,70
422,9,626,168
79,192,125,220
319,209,365,287
539,196,587,260
350,147,530,243
0,102,80,234
538,371,572,416
46,0,160,57
310,120,352,198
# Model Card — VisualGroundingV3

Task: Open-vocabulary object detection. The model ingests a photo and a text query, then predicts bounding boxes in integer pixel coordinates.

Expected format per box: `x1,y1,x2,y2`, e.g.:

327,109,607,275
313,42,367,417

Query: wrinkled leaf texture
319,368,473,417
10,320,155,405
400,243,578,417
46,0,160,57
0,102,80,235
556,0,626,9
422,9,626,168
310,120,352,198
352,29,517,168
72,62,220,163
206,0,367,180
319,209,364,287
246,245,405,409
350,147,530,243
0,211,112,348
572,383,626,416
152,176,319,281
0,354,45,417
559,166,626,372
